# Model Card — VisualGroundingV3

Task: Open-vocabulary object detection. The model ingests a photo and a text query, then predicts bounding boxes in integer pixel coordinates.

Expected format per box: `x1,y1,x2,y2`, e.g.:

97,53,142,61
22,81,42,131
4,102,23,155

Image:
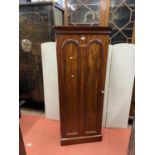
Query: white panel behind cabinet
105,43,135,128
102,45,112,127
41,42,60,120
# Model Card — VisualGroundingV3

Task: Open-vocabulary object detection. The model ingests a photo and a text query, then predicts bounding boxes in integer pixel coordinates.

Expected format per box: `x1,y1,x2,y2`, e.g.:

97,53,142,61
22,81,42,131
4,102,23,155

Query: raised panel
84,40,104,135
61,40,80,137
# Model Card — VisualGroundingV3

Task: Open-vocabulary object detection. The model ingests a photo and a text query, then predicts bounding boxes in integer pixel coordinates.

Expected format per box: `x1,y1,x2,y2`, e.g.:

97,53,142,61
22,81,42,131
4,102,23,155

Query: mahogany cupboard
54,26,111,145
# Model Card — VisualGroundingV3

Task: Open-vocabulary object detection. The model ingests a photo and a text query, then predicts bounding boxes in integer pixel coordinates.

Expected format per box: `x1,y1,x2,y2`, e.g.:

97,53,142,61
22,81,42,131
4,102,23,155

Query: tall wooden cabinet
54,26,111,145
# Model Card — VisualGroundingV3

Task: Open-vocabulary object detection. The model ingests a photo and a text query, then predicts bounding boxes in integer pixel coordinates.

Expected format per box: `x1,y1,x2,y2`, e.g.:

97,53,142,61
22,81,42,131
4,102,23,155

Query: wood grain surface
54,26,111,145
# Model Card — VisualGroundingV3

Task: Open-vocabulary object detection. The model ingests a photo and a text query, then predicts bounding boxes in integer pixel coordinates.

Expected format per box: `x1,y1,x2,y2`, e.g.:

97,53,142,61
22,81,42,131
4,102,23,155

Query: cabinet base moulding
61,134,103,146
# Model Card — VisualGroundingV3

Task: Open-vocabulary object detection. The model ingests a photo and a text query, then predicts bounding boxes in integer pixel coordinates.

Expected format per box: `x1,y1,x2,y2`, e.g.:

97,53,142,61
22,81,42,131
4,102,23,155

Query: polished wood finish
53,26,111,34
129,24,135,117
100,0,110,26
54,26,111,145
130,80,135,116
64,0,68,26
128,119,135,155
131,24,135,44
130,17,135,116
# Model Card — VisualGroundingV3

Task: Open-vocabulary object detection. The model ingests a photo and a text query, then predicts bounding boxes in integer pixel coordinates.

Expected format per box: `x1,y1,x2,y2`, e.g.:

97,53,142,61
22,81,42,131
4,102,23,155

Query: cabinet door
60,39,81,138
83,39,105,135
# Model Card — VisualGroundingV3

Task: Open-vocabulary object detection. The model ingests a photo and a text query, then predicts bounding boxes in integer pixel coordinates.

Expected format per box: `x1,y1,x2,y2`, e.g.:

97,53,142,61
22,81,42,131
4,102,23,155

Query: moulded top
53,26,111,35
